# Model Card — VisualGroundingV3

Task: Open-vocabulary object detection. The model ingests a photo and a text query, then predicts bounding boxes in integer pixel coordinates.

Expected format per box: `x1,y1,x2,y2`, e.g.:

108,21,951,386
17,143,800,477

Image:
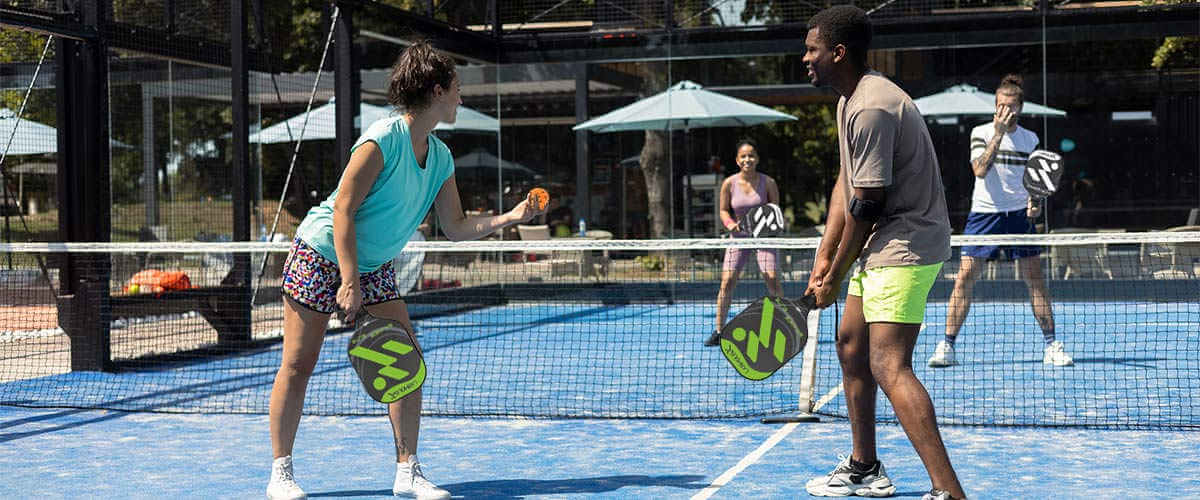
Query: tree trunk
640,129,670,238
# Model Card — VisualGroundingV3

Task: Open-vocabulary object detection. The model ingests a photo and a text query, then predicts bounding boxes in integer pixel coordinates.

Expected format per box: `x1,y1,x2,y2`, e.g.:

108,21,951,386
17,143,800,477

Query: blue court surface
2,406,1198,499
2,299,1197,498
816,300,1200,427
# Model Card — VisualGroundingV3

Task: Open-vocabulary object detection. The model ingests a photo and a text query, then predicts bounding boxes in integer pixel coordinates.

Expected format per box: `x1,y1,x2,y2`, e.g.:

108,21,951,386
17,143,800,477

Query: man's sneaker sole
806,481,897,497
927,359,957,368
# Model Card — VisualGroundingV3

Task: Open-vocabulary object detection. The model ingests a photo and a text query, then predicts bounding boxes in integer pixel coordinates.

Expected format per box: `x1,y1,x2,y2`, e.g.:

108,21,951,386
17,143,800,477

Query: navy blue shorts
961,209,1042,260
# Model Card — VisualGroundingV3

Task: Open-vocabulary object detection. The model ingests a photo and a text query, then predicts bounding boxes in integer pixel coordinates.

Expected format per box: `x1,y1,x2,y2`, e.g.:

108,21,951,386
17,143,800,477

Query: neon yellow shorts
847,262,943,324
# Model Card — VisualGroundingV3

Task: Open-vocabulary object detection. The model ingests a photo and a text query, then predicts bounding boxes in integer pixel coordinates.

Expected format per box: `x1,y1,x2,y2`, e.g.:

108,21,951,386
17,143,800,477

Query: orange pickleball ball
527,187,550,211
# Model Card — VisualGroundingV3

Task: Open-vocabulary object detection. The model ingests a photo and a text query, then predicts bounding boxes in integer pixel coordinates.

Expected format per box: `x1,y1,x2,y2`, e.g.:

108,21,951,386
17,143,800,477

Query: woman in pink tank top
704,139,784,347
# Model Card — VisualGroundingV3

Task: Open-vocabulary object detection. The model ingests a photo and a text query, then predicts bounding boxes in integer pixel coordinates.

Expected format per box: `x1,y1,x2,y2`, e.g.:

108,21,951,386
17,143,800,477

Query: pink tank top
731,173,769,237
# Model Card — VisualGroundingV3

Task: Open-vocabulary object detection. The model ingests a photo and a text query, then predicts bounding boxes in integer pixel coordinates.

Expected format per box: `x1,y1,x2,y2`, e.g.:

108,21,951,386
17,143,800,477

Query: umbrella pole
668,126,674,238
619,133,627,238
684,128,693,238
497,90,505,239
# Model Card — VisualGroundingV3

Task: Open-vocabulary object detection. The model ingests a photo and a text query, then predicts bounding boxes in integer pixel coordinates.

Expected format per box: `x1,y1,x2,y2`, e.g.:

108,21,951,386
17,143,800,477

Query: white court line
814,382,844,412
693,324,937,499
690,422,800,500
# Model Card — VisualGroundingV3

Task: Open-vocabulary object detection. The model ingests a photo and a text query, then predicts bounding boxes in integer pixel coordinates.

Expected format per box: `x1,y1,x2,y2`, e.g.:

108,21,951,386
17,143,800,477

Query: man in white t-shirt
928,74,1074,369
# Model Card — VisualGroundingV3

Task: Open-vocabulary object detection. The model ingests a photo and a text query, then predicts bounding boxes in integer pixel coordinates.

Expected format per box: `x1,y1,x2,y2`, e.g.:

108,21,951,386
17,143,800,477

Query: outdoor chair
1048,227,1114,280
516,224,580,279
1141,225,1200,279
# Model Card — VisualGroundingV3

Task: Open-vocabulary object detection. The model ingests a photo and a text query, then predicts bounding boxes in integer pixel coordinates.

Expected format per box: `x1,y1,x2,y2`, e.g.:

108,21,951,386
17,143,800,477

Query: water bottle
578,218,587,237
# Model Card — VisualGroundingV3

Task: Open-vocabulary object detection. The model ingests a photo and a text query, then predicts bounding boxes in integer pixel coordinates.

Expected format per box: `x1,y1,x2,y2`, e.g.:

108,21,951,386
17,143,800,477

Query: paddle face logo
719,297,803,381
1023,150,1063,199
348,323,426,403
747,203,785,237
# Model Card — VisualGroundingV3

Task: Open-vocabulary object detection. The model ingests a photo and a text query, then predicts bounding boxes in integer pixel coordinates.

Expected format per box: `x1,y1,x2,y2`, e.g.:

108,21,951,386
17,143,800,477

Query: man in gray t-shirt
802,6,965,500
836,74,952,270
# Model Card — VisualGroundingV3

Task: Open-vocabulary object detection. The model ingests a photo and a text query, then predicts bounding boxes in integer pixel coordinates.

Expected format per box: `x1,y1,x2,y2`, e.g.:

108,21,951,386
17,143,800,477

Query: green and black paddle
719,294,815,381
347,314,426,403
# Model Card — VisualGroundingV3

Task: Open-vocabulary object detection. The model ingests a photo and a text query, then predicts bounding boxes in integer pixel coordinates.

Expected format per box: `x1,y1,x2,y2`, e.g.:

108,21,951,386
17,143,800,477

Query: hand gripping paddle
719,294,816,381
347,314,426,403
1022,149,1065,199
737,203,786,238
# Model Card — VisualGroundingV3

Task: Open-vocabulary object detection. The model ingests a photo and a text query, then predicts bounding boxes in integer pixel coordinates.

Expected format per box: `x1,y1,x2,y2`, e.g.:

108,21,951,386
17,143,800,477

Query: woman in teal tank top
266,42,545,500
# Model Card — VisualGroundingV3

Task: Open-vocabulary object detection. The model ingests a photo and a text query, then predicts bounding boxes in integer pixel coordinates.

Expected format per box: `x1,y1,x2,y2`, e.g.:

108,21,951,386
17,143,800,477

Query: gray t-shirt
837,72,951,269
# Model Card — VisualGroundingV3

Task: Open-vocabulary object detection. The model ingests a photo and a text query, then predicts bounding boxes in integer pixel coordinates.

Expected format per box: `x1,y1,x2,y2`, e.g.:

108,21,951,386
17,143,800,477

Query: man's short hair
807,6,873,69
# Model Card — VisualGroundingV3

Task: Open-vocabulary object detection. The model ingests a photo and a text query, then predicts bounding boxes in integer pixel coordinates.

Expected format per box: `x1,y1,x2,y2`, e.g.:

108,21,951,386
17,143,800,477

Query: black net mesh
0,234,1196,428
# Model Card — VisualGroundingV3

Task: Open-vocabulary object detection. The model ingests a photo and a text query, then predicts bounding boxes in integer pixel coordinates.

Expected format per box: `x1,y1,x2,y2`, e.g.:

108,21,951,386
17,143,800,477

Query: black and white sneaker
704,330,722,347
805,454,896,497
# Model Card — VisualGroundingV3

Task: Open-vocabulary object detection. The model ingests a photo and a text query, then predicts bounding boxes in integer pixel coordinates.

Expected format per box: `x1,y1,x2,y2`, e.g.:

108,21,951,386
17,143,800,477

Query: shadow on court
305,489,391,498
419,304,665,355
445,474,706,499
0,407,130,442
966,356,1164,368
305,474,706,499
0,365,284,441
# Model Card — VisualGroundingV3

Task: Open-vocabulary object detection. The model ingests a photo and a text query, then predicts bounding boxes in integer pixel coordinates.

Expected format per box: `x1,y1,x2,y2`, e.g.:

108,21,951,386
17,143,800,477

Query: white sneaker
805,454,896,497
927,340,957,368
266,455,307,500
393,456,450,500
1043,340,1074,366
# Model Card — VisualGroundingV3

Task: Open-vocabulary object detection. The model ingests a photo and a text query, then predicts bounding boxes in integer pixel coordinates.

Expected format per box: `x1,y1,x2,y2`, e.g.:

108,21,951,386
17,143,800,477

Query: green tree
753,104,839,227
630,1,723,238
1151,37,1198,70
0,30,56,126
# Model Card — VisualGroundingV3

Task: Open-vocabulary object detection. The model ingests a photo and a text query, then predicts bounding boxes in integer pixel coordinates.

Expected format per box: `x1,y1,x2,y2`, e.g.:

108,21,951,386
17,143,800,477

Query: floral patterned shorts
281,238,400,314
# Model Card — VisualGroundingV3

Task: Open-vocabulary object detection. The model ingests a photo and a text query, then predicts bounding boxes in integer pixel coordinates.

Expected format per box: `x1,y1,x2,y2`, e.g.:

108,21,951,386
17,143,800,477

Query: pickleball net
0,231,1195,428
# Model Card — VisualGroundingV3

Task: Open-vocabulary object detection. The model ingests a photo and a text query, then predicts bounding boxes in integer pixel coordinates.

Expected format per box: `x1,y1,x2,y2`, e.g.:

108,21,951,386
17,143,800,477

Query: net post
205,262,254,347
761,295,821,424
57,274,112,372
762,241,823,424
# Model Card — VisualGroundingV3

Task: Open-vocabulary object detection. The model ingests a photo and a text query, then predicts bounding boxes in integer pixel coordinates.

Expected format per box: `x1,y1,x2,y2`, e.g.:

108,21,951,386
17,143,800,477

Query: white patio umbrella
248,101,498,144
0,108,132,155
437,106,501,133
0,108,59,156
573,80,797,236
451,149,541,223
573,80,797,132
914,84,1067,117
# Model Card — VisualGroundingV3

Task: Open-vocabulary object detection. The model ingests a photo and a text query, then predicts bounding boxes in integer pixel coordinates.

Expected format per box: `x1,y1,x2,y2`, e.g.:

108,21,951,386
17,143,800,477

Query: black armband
848,197,883,222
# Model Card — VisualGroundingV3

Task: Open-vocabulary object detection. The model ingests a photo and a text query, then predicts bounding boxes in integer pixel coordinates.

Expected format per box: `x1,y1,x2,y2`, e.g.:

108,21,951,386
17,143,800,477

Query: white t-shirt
968,123,1039,213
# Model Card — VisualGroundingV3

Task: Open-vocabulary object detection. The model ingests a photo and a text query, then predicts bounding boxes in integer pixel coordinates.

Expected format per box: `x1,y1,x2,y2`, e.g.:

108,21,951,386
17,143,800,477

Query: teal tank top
295,116,454,273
